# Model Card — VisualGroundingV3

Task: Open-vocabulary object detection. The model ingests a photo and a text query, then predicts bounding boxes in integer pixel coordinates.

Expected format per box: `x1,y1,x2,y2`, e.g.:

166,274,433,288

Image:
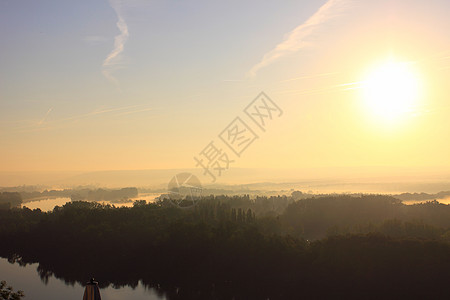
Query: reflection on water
0,258,165,300
21,197,72,211
20,193,161,212
128,193,161,203
1,249,257,300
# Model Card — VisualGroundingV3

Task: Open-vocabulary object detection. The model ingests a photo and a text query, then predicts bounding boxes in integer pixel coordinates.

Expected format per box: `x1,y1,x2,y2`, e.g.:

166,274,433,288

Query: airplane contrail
38,107,53,126
247,0,352,77
102,0,129,88
279,72,338,83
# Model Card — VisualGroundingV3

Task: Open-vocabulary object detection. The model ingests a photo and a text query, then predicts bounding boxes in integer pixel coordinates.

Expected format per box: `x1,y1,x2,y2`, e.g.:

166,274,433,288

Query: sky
0,0,449,183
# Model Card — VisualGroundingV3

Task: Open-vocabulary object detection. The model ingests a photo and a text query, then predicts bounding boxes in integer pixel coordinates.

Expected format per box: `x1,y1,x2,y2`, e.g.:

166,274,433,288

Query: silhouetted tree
0,281,24,300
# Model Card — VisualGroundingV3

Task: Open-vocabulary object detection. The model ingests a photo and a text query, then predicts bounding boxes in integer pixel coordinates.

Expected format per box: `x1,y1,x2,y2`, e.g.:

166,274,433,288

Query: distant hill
395,191,450,201
1,167,450,193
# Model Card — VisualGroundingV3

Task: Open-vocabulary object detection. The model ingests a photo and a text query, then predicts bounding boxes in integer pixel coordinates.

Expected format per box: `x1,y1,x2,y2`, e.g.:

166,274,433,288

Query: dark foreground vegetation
2,195,450,299
0,193,21,210
0,280,24,300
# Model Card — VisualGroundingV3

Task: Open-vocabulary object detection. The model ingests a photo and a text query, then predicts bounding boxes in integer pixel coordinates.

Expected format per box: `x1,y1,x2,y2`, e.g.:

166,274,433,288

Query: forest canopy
0,192,22,209
2,195,450,298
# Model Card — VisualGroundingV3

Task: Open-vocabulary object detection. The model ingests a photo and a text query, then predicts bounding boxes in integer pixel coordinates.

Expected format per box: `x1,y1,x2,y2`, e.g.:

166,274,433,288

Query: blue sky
0,1,318,128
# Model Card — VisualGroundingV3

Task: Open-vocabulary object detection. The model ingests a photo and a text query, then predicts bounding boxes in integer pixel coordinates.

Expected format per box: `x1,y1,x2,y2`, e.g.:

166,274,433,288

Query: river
0,257,165,300
3,193,172,299
20,193,162,212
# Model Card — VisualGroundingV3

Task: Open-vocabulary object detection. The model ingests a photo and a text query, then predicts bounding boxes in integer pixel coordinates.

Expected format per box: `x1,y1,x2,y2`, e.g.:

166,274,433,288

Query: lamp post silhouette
83,278,101,300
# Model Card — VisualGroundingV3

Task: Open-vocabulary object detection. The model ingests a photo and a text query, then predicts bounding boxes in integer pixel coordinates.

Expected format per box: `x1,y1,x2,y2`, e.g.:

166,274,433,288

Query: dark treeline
2,196,450,298
168,194,292,217
395,190,450,201
0,192,22,209
70,187,138,202
17,187,138,203
165,194,450,240
282,195,450,240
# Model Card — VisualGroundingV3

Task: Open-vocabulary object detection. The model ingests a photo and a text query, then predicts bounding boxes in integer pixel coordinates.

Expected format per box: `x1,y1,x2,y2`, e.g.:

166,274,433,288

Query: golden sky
0,0,449,179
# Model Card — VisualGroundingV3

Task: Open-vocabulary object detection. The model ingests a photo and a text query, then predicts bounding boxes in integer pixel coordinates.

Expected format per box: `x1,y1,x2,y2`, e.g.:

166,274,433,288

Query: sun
361,59,421,124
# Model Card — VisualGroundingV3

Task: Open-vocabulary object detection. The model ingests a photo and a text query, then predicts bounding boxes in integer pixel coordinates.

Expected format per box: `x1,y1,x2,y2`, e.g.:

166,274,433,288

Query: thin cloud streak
279,72,338,83
60,104,145,122
102,0,129,88
247,0,351,77
37,107,53,126
113,107,154,117
275,80,361,97
7,104,152,134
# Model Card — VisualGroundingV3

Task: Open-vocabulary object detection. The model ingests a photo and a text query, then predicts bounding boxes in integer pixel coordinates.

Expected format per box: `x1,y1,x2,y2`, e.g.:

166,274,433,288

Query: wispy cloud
60,104,146,122
247,0,351,77
112,107,154,117
37,107,53,126
279,72,338,83
102,0,129,88
5,104,153,135
275,80,362,97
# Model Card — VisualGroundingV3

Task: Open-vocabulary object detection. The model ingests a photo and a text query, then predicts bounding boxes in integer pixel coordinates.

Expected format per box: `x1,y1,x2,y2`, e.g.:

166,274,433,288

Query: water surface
20,193,161,211
0,258,165,300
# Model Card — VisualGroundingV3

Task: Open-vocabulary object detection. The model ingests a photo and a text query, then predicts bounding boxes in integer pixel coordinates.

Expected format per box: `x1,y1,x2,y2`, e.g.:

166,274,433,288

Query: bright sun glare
362,60,421,124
